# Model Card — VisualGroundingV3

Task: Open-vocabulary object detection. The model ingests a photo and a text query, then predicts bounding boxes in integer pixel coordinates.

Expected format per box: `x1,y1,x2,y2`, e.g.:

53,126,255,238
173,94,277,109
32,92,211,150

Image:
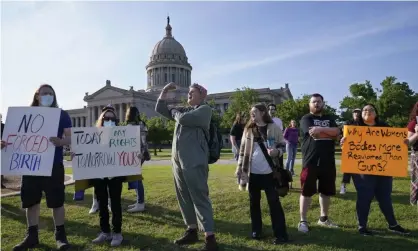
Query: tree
146,117,168,156
221,87,260,129
276,94,339,128
339,76,417,127
339,81,377,121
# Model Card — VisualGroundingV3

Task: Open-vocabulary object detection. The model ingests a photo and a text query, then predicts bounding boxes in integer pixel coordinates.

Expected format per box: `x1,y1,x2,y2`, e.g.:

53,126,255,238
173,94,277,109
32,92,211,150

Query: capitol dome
146,17,192,92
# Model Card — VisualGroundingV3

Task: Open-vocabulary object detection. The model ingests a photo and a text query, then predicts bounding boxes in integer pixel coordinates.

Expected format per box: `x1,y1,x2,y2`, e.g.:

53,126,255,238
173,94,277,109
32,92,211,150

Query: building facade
66,17,293,131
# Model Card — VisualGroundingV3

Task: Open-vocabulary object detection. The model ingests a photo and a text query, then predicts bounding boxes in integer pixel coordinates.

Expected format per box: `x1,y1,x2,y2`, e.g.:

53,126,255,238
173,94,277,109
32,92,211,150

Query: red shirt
407,120,418,151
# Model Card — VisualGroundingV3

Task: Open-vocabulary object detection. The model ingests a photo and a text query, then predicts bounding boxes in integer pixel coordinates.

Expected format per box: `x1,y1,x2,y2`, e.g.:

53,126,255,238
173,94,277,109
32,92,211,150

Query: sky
1,1,418,119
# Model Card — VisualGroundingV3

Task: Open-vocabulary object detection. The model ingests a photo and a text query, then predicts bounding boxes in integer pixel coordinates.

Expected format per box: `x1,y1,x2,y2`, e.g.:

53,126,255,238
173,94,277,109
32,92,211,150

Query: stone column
119,103,123,122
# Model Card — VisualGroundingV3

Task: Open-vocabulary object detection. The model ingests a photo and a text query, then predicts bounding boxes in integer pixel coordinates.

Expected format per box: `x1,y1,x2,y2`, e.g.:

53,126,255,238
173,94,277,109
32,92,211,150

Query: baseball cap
353,108,361,112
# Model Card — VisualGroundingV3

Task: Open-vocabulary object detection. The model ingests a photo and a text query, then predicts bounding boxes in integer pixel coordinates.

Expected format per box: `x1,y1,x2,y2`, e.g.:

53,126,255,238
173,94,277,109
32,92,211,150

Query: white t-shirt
250,142,272,174
272,117,283,131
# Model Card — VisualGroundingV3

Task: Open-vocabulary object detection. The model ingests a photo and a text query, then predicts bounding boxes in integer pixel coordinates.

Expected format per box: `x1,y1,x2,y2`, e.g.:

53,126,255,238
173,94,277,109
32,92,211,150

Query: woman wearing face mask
125,106,150,213
340,104,410,236
89,105,125,247
0,84,72,251
235,103,289,244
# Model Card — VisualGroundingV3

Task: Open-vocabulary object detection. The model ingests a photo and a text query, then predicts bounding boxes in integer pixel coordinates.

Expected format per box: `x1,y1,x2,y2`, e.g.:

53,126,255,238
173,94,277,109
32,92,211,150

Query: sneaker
273,236,289,245
13,227,39,251
174,228,199,245
55,226,71,250
340,184,346,195
251,232,262,240
389,225,410,235
89,202,99,214
127,203,145,213
92,232,112,244
200,235,219,251
111,233,123,247
359,227,373,236
317,218,339,228
298,221,310,233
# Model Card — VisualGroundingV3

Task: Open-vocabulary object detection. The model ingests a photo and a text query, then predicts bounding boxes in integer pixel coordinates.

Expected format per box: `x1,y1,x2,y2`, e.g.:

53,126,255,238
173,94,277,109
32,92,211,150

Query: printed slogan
1,107,61,176
341,125,409,177
71,126,142,180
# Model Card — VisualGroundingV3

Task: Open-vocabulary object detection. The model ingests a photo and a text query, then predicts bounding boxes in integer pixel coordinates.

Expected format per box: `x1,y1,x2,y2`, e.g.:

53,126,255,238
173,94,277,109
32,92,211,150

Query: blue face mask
103,120,116,127
40,95,54,107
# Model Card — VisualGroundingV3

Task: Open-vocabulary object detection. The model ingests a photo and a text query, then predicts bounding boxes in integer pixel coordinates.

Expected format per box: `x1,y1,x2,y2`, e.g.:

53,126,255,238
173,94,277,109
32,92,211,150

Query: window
164,73,168,82
223,103,229,111
172,74,175,82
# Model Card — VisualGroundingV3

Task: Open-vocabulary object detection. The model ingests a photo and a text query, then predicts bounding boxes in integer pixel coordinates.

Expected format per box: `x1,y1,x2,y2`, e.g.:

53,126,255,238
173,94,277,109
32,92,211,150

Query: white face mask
40,95,54,107
103,120,116,127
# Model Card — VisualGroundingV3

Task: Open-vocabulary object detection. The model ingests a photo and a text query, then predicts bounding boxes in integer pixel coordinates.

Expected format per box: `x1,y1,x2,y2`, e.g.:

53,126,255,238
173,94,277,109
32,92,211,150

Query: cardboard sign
341,125,408,177
71,126,142,180
1,107,61,176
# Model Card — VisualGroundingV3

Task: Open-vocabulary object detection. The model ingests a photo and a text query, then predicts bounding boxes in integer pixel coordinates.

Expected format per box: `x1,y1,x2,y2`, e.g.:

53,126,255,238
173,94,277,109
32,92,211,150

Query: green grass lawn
2,164,416,251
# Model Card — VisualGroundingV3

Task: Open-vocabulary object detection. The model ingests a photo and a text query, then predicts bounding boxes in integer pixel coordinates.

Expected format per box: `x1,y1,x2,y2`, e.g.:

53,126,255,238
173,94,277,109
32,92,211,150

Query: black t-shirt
300,113,338,167
230,123,244,141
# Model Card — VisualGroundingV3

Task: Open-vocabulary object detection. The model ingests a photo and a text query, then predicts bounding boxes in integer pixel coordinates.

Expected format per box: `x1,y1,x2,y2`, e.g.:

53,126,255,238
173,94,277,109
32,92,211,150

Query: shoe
13,226,39,251
297,221,310,233
55,226,71,250
340,184,347,195
89,201,99,214
92,232,112,244
111,233,123,247
174,228,199,245
127,203,145,213
389,225,410,235
317,218,339,228
273,236,289,245
200,235,219,251
359,227,373,236
251,232,262,240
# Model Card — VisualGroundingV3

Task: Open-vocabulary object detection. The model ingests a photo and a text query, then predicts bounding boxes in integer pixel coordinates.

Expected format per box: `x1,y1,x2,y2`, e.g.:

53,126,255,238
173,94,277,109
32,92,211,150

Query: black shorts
20,163,65,209
300,163,336,197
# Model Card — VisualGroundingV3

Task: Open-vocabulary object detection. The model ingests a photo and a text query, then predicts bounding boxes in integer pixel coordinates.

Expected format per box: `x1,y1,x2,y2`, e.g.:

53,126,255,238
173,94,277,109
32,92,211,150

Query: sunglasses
103,117,116,121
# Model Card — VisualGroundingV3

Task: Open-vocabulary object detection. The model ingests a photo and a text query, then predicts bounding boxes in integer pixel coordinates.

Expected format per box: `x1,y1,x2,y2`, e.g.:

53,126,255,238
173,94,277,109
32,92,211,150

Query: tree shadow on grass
292,225,418,251
1,203,196,251
3,194,417,251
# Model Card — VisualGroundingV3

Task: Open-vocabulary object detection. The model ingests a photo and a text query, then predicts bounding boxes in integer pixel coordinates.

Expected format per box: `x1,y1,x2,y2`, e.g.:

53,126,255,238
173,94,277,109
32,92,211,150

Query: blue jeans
352,174,397,228
285,143,297,174
136,180,145,204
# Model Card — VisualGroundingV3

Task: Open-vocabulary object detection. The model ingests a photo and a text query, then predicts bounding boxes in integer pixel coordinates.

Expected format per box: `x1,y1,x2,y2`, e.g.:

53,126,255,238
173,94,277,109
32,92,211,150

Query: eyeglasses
103,117,116,121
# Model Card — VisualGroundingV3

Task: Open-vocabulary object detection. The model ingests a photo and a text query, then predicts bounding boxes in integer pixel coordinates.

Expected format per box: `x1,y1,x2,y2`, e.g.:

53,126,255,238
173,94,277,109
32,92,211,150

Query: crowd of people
1,82,417,251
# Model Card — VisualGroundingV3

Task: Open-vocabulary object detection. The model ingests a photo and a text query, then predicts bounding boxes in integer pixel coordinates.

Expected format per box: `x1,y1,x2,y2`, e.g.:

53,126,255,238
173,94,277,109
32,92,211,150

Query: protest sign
1,107,60,176
341,125,408,177
71,126,142,180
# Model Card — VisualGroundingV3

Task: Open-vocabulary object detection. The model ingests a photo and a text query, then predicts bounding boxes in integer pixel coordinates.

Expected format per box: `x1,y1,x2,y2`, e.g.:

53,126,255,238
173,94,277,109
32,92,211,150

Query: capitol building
66,17,293,128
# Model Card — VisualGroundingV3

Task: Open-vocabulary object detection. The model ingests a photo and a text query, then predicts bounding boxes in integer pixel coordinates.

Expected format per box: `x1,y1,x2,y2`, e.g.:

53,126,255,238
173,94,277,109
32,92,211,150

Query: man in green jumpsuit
155,82,219,251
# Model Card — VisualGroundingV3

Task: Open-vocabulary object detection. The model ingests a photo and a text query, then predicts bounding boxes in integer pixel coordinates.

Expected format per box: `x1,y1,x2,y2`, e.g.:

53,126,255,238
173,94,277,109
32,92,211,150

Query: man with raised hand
298,93,340,233
155,82,219,251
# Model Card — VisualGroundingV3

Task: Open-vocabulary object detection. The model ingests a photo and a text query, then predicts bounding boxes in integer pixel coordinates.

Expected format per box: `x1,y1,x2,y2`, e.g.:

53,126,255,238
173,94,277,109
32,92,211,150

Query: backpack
205,118,223,164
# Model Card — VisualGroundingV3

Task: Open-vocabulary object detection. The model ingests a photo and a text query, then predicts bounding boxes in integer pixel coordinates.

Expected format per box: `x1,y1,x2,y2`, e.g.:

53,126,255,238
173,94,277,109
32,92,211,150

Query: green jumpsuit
155,99,215,232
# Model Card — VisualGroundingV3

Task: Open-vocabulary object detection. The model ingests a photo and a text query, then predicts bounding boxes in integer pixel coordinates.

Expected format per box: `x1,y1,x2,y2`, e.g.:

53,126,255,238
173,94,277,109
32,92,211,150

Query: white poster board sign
1,107,61,176
71,126,142,180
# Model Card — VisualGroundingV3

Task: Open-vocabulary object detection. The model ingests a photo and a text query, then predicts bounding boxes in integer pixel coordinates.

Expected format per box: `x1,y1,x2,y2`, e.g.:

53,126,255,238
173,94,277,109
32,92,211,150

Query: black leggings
92,177,123,233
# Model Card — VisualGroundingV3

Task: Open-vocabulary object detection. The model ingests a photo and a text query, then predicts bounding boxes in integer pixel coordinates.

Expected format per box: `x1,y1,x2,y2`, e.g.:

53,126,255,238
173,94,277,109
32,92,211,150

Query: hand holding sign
49,136,63,147
340,136,346,146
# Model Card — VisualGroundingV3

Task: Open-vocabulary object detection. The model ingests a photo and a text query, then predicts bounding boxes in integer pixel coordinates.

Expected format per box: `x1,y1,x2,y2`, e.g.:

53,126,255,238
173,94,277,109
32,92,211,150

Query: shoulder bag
253,128,293,197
